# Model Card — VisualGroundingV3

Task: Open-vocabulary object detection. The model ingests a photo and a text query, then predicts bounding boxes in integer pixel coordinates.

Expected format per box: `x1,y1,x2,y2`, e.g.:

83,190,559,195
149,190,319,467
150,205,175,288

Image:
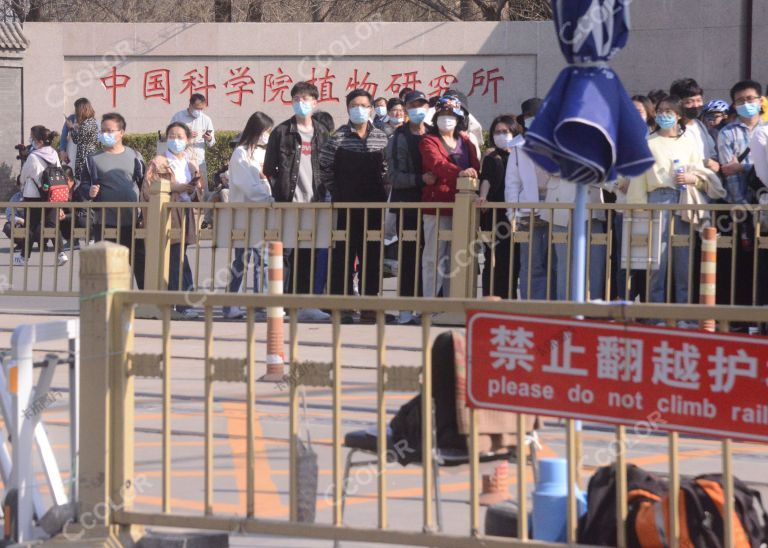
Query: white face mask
524,116,536,129
493,133,515,150
437,117,457,133
191,109,203,119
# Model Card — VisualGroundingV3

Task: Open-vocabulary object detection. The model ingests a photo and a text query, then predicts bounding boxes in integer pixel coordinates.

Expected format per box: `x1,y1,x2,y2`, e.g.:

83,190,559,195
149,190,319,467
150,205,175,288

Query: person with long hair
222,112,274,320
68,97,98,182
142,122,203,318
419,96,480,299
627,95,707,308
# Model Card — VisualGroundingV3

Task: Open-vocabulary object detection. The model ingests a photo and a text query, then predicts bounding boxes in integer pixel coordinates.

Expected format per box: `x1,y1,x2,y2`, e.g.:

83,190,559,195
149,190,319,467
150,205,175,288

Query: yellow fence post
434,176,478,325
137,175,171,319
143,175,171,290
450,175,479,299
74,241,141,545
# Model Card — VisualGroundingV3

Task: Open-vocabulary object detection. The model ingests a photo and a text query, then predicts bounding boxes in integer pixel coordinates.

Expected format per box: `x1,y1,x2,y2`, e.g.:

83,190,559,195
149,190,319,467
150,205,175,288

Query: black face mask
683,106,702,120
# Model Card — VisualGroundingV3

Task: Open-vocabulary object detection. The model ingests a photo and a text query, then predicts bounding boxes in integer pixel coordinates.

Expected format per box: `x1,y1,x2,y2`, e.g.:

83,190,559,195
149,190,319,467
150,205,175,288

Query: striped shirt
319,122,388,196
717,119,765,204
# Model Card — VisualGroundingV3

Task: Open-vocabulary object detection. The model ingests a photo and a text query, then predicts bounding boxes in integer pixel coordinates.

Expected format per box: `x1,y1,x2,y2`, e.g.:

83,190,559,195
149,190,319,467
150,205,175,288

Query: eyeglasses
734,96,761,106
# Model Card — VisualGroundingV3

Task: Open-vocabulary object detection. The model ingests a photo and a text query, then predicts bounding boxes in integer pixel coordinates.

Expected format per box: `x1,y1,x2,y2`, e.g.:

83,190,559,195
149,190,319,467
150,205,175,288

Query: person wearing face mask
141,122,203,319
18,125,67,266
383,98,406,138
320,88,389,323
171,93,216,226
386,90,433,324
670,78,719,173
419,97,480,299
264,82,331,322
373,97,389,131
80,112,146,289
626,95,717,309
477,114,521,300
221,112,275,320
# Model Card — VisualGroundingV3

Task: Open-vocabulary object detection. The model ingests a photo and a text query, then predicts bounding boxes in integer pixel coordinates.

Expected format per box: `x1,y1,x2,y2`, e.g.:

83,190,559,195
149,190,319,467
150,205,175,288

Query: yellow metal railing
71,241,768,547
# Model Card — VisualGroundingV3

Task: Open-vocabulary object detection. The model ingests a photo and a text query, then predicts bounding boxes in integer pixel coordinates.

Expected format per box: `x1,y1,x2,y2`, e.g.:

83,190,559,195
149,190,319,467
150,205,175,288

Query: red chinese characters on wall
223,66,255,106
99,64,506,109
143,69,170,103
180,66,216,100
263,68,294,105
100,66,131,108
468,68,504,103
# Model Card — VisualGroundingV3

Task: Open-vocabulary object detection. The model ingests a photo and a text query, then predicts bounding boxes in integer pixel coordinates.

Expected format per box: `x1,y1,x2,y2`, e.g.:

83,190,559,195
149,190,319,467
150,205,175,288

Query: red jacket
419,132,480,216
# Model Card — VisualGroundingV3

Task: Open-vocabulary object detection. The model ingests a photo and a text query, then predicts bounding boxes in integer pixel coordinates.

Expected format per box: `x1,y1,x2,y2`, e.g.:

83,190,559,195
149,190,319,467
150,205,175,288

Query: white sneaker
297,308,330,322
57,252,69,266
397,311,416,325
13,254,24,266
224,307,245,320
177,308,198,320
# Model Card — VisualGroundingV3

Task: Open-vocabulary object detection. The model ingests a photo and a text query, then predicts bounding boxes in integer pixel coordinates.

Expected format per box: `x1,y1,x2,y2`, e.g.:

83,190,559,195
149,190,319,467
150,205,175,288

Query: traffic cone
479,461,510,506
260,241,286,382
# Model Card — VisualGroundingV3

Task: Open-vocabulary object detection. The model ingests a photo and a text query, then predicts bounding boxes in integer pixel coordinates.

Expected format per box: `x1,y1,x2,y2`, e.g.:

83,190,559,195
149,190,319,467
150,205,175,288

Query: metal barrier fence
70,242,766,547
4,179,768,312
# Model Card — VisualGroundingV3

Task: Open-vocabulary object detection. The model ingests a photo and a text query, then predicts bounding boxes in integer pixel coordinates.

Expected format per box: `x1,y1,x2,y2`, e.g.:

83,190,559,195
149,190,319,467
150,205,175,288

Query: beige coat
141,154,203,245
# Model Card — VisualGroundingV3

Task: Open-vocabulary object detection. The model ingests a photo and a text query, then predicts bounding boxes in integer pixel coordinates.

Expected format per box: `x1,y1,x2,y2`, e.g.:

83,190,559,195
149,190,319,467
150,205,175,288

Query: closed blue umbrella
524,0,654,184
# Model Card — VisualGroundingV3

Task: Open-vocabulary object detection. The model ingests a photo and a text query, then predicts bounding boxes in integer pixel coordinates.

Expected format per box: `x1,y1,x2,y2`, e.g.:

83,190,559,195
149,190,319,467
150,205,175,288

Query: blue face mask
655,114,678,130
375,106,387,118
407,107,428,124
99,132,117,148
167,138,186,154
349,106,371,125
293,101,313,118
736,102,761,119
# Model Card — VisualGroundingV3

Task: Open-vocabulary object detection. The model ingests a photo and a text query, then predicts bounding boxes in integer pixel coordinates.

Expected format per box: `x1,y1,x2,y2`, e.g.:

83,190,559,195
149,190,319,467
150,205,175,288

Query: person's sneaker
297,308,330,322
57,252,69,266
340,311,355,324
397,311,416,325
177,308,199,320
223,307,245,320
13,253,24,266
359,311,377,324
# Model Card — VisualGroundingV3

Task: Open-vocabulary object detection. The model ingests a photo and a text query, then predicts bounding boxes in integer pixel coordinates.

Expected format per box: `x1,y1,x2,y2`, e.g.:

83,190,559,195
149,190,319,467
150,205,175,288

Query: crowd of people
6,76,768,324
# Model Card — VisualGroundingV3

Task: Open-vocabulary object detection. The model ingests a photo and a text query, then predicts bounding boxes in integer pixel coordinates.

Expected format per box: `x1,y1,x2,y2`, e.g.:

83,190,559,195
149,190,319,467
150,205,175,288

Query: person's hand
459,168,479,178
721,162,743,177
191,131,199,139
59,209,66,221
89,184,100,198
705,159,720,173
422,172,436,186
475,196,488,212
59,151,69,164
617,179,630,193
203,131,212,143
675,171,697,185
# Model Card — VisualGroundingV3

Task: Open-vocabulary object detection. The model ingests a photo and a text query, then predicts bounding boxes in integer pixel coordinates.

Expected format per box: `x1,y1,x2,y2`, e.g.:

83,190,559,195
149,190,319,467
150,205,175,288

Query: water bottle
673,159,684,175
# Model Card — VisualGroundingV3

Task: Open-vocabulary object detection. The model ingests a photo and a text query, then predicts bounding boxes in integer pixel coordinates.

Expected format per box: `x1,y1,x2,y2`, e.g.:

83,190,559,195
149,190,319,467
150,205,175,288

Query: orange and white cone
479,460,511,506
261,241,286,382
699,227,716,332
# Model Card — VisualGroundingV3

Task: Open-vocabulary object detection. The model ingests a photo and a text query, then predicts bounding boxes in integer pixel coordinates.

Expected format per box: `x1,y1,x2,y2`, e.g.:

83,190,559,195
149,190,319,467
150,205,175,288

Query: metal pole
570,183,588,478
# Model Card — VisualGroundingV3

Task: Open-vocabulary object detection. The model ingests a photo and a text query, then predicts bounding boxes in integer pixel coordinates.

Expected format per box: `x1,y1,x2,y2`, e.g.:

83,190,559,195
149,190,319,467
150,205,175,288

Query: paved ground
1,301,767,547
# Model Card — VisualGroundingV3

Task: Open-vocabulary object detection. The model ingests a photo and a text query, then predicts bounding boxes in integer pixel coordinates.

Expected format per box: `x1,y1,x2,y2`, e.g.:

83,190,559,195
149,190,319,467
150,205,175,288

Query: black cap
403,90,428,105
521,98,543,117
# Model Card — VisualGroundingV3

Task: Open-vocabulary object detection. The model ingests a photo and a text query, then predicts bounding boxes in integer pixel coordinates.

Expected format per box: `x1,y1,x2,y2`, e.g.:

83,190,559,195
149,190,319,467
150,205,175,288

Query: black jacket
263,116,329,203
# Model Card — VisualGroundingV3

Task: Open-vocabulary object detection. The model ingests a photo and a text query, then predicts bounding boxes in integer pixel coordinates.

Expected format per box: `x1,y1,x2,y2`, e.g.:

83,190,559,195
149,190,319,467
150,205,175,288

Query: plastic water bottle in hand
673,159,684,175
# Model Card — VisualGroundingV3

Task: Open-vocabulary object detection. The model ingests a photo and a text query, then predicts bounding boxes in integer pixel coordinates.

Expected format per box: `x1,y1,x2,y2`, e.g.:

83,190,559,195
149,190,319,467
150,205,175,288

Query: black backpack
577,464,667,546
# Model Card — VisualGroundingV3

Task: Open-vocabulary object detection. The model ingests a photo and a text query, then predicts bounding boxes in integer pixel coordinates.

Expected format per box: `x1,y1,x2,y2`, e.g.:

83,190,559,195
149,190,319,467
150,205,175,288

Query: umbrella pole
569,183,587,501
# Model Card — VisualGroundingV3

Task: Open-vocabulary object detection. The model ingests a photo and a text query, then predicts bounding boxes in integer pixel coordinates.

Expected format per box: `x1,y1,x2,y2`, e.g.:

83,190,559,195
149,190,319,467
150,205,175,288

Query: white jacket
540,179,605,227
504,135,550,220
750,125,768,187
228,146,272,204
20,147,61,199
